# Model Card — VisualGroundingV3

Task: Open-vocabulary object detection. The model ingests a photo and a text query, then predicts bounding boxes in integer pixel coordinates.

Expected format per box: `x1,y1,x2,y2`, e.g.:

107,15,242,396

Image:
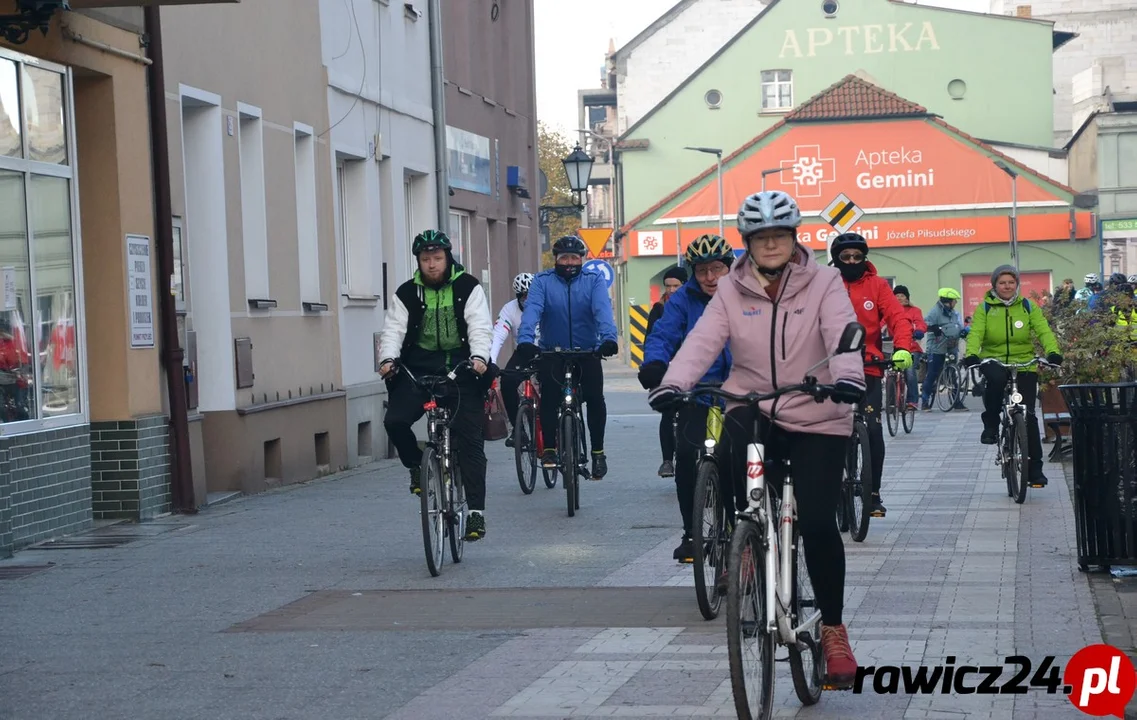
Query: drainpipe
427,0,450,229
144,5,196,513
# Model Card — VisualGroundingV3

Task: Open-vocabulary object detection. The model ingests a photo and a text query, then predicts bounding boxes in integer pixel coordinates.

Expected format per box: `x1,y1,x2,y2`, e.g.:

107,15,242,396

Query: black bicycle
400,361,474,577
540,348,605,517
978,357,1056,504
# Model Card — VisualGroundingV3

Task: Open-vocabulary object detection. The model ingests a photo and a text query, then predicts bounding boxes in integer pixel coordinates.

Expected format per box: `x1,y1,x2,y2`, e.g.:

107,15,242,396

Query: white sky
534,0,989,138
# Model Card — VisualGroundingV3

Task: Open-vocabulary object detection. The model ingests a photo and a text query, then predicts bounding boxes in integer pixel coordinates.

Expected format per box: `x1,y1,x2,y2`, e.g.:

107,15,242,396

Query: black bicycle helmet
829,232,869,261
412,229,452,255
552,235,588,257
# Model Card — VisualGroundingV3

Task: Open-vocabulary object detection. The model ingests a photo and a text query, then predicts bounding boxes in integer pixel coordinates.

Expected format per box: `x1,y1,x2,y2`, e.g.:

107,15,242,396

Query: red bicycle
505,364,558,494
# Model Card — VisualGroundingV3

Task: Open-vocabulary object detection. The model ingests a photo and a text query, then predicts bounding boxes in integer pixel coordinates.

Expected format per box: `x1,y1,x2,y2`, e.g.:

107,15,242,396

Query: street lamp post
575,128,619,236
995,160,1019,270
684,146,724,237
538,144,595,231
761,166,790,192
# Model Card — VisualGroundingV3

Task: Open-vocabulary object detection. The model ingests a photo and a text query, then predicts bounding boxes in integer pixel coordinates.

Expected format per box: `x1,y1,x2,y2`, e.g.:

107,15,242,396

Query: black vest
395,272,480,368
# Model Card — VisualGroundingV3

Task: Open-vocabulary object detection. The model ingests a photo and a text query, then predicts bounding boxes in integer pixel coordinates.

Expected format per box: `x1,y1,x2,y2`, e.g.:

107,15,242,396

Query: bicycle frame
520,372,545,454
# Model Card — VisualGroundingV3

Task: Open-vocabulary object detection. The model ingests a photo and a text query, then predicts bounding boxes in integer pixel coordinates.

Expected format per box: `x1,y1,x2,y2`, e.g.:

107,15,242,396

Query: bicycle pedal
677,557,694,565
822,682,854,692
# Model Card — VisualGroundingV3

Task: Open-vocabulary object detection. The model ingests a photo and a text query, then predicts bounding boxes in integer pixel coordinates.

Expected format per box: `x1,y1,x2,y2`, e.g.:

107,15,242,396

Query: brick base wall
90,415,171,521
0,425,92,557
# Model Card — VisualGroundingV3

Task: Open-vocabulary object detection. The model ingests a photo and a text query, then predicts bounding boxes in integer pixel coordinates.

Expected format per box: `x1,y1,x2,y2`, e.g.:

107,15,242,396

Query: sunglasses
838,251,866,263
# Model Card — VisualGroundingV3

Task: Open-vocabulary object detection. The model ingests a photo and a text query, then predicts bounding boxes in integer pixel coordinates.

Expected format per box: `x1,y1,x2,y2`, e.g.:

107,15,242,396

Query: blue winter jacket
644,276,732,389
518,267,618,351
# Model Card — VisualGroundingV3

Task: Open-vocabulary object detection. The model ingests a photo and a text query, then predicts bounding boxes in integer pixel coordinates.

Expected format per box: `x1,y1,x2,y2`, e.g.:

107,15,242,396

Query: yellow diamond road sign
822,193,864,233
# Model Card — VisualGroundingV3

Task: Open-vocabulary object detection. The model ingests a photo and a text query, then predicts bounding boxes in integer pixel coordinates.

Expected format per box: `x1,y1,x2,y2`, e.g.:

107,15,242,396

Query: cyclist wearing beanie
892,285,927,409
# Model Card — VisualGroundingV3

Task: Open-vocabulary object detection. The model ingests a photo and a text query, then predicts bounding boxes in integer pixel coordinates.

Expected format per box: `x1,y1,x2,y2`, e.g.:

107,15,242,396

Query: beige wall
3,8,163,422
1068,120,1100,193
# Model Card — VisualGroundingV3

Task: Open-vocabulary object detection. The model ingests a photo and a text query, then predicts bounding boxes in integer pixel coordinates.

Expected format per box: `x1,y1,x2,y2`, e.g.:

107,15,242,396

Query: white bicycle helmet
1128,274,1137,285
1085,272,1100,285
737,190,802,237
512,272,535,295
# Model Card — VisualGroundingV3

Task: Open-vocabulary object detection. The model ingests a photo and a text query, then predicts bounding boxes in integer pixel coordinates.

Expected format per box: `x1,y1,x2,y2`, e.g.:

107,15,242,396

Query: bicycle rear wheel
560,414,577,518
449,461,466,563
692,458,724,620
884,374,899,437
847,422,872,543
727,520,774,720
514,402,537,495
788,528,823,706
902,380,916,433
1010,413,1029,504
420,446,445,577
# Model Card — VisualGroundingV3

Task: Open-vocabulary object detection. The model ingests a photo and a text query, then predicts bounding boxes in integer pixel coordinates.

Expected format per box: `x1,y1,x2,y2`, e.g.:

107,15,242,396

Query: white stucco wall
320,0,439,463
986,144,1069,186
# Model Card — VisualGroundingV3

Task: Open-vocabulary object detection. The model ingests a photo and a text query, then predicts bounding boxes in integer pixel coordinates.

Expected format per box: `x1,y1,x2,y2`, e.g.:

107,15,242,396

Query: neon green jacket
965,291,1059,363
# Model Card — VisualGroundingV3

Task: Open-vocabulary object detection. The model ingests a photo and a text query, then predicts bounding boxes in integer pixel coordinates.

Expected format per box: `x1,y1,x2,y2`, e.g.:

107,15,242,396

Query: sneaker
591,451,608,480
504,434,515,449
980,428,997,445
821,624,858,689
465,512,486,541
870,494,886,518
673,535,694,564
905,402,919,411
658,460,675,478
1030,472,1048,489
921,400,933,412
409,466,422,495
953,403,969,411
714,568,729,597
541,449,558,468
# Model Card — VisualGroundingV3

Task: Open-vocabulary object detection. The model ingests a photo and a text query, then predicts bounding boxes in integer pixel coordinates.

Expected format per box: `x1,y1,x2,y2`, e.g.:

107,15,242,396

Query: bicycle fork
746,442,821,644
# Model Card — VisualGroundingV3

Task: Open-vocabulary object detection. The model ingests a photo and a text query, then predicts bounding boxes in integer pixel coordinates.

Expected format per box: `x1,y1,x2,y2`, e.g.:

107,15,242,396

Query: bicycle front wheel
847,422,872,543
937,364,960,412
514,402,537,495
560,414,577,518
692,458,724,620
727,519,775,720
420,446,445,577
1010,413,1029,504
885,374,899,437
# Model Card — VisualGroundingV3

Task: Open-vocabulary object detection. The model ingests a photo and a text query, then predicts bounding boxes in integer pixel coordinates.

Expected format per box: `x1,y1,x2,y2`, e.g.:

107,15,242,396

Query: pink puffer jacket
659,245,865,437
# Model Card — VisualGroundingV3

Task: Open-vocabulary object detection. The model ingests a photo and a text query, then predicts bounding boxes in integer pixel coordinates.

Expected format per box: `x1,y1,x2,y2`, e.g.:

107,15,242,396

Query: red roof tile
786,74,927,122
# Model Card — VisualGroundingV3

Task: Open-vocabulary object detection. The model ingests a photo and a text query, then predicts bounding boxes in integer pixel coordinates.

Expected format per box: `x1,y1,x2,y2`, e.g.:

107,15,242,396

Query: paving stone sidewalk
0,396,1109,719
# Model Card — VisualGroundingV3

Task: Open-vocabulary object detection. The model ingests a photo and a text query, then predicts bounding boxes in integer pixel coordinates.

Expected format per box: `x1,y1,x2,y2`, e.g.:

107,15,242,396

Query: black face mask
555,264,582,281
838,261,868,282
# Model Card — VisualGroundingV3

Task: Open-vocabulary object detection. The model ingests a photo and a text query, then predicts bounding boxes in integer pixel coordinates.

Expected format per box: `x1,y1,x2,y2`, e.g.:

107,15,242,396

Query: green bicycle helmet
685,233,734,266
938,287,962,301
412,229,452,255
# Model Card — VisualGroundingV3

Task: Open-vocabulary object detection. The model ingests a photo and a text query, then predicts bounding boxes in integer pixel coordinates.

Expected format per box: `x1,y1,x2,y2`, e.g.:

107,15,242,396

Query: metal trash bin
1059,383,1137,571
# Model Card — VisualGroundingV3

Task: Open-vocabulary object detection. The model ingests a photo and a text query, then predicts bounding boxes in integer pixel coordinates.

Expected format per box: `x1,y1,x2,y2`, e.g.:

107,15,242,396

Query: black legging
673,404,710,535
538,354,607,453
659,408,676,463
980,366,1043,480
862,375,885,496
500,350,523,428
720,405,848,626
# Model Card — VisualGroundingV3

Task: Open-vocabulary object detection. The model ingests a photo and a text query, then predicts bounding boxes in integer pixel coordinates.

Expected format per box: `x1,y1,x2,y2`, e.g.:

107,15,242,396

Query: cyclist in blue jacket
515,235,620,479
638,234,734,563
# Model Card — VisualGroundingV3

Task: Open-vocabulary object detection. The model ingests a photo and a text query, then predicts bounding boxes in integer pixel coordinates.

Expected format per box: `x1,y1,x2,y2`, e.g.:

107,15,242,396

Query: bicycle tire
885,374,899,437
726,520,775,720
449,461,466,563
848,421,872,543
788,529,823,706
1001,421,1015,498
937,364,959,412
1012,413,1029,504
691,458,724,621
902,396,916,434
514,402,537,495
561,413,577,518
420,446,445,577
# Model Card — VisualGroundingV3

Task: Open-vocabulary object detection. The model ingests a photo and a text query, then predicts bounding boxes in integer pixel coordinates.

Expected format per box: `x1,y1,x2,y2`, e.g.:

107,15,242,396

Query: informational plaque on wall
126,234,155,348
2,266,16,310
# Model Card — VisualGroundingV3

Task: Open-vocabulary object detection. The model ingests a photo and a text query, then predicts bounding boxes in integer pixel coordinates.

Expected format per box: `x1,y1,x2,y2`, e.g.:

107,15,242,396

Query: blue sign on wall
584,259,614,288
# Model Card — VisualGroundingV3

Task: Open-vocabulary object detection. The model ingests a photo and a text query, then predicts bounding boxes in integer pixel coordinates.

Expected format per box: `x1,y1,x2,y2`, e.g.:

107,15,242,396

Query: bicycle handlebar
673,379,834,407
977,357,1057,371
400,359,475,396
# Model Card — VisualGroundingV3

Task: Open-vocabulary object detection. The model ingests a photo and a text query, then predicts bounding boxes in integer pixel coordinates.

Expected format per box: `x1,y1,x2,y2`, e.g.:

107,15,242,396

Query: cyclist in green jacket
962,265,1062,487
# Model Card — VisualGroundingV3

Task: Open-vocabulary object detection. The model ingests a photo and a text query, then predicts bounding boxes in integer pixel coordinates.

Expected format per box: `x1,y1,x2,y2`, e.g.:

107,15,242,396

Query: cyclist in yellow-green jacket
962,265,1062,487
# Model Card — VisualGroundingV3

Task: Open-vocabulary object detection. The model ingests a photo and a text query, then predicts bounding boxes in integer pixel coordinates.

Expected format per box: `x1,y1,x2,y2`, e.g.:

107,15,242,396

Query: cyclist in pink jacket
648,190,865,690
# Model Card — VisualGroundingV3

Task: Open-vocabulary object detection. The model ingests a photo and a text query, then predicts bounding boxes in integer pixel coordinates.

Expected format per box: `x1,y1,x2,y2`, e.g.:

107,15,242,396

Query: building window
294,125,320,303
336,156,370,295
404,177,415,279
761,70,793,111
0,53,81,429
448,209,471,267
237,104,269,301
